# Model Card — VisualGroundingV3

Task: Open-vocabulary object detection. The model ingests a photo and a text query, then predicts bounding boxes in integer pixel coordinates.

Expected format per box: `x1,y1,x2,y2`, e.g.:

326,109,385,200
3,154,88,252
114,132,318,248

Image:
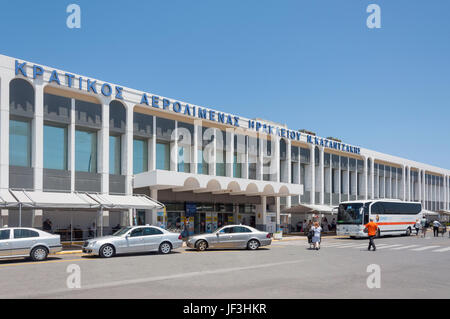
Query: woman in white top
311,222,322,250
414,219,421,236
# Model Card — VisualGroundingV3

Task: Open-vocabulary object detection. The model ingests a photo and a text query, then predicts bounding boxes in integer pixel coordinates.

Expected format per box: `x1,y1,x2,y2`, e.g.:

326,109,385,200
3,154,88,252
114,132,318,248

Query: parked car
186,225,272,251
82,225,183,258
0,227,62,261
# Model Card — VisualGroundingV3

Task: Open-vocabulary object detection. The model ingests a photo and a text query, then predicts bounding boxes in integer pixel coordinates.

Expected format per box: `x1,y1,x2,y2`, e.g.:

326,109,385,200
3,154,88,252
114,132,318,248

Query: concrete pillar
310,145,315,205
286,139,292,184
407,167,411,201
242,136,249,179
328,157,332,206
402,165,406,201
363,157,368,200
192,123,199,174
346,159,350,197
275,196,281,232
274,136,280,183
319,147,324,204
226,130,234,177
418,170,422,203
170,121,178,172
149,188,158,225
124,102,134,195
351,171,357,198
208,128,216,176
371,159,375,199
33,83,44,191
150,116,156,171
69,98,76,192
256,135,263,181
99,101,110,194
256,196,267,231
338,156,342,203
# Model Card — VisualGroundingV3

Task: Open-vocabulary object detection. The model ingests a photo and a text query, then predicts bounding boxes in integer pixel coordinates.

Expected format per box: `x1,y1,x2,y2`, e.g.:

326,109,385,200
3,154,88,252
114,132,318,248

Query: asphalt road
0,234,449,299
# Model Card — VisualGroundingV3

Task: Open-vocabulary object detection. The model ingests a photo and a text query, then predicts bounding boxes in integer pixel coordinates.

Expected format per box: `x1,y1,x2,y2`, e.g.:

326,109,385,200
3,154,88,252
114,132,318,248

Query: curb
55,250,83,255
273,235,348,241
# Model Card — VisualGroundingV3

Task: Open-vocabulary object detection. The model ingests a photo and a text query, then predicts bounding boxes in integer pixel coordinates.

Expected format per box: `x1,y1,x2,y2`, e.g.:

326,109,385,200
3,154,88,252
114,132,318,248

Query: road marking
0,258,89,269
334,243,369,248
411,246,441,251
323,243,360,247
390,245,419,250
432,247,450,253
10,259,306,298
375,244,403,250
351,244,375,249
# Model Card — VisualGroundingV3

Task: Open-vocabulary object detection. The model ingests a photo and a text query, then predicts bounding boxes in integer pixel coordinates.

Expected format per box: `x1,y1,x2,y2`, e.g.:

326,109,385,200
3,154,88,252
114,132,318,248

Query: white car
0,227,62,261
83,225,183,258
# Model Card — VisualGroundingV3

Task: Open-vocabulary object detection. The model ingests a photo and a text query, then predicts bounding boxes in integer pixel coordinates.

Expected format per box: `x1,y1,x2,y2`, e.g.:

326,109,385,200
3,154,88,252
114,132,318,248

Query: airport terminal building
0,54,449,240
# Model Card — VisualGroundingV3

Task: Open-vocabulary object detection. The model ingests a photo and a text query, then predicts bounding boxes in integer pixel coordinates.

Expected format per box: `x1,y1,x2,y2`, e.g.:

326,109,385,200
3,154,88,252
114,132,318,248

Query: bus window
338,203,370,225
371,202,385,215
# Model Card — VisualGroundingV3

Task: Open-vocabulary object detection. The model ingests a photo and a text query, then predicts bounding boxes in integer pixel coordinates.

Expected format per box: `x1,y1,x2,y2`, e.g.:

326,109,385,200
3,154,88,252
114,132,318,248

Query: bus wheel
376,229,381,238
406,228,411,236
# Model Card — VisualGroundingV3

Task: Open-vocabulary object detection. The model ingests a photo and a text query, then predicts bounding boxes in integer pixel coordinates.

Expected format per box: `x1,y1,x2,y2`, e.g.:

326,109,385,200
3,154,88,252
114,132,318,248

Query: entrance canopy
0,189,18,207
438,210,450,216
87,193,164,210
283,204,336,215
422,209,439,216
2,190,164,211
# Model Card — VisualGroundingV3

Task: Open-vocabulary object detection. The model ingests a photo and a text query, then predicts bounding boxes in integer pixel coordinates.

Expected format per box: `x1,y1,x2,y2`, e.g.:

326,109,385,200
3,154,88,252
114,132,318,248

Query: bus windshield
338,203,367,225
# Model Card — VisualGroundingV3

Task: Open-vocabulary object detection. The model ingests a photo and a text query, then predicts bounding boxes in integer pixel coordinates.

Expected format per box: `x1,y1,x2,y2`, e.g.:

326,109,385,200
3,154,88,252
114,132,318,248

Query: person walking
310,222,322,250
414,219,421,236
433,220,441,237
364,218,379,251
421,216,428,238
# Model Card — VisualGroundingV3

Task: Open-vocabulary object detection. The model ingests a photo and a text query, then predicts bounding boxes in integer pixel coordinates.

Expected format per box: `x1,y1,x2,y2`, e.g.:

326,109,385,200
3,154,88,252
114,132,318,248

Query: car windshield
338,203,367,225
112,227,132,236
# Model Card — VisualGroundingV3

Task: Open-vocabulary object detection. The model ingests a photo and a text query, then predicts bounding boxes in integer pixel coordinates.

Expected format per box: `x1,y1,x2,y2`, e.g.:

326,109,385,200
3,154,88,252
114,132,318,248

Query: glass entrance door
194,213,206,234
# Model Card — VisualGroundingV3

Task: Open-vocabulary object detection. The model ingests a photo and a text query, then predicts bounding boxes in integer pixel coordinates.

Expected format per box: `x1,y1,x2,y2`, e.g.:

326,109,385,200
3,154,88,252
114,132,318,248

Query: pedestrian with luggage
414,219,421,236
310,222,322,250
433,220,441,237
364,218,379,251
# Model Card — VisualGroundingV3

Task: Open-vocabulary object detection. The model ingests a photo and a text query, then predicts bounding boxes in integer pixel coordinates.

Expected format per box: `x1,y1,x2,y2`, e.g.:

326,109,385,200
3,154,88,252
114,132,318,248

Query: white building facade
0,54,448,238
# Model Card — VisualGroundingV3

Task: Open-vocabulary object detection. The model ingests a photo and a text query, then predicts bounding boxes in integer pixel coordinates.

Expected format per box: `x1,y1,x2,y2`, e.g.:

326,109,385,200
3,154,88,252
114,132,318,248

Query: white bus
336,200,422,238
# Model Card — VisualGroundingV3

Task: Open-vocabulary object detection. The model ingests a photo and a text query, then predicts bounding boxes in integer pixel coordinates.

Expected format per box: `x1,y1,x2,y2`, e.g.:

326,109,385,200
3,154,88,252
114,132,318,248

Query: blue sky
0,0,449,169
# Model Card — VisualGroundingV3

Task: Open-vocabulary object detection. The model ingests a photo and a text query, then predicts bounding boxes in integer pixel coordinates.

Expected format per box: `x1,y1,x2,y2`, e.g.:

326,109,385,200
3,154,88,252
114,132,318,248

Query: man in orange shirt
364,218,379,251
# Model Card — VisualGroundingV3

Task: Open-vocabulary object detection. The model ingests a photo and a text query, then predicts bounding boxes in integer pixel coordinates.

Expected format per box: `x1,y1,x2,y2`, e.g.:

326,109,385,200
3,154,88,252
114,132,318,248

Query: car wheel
247,239,260,250
31,246,48,261
159,242,172,254
196,240,208,252
99,244,115,258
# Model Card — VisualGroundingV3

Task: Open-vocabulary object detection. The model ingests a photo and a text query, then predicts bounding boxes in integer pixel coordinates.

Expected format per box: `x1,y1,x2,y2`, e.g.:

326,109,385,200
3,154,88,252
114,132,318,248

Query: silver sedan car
83,225,183,258
0,227,62,261
186,225,272,251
